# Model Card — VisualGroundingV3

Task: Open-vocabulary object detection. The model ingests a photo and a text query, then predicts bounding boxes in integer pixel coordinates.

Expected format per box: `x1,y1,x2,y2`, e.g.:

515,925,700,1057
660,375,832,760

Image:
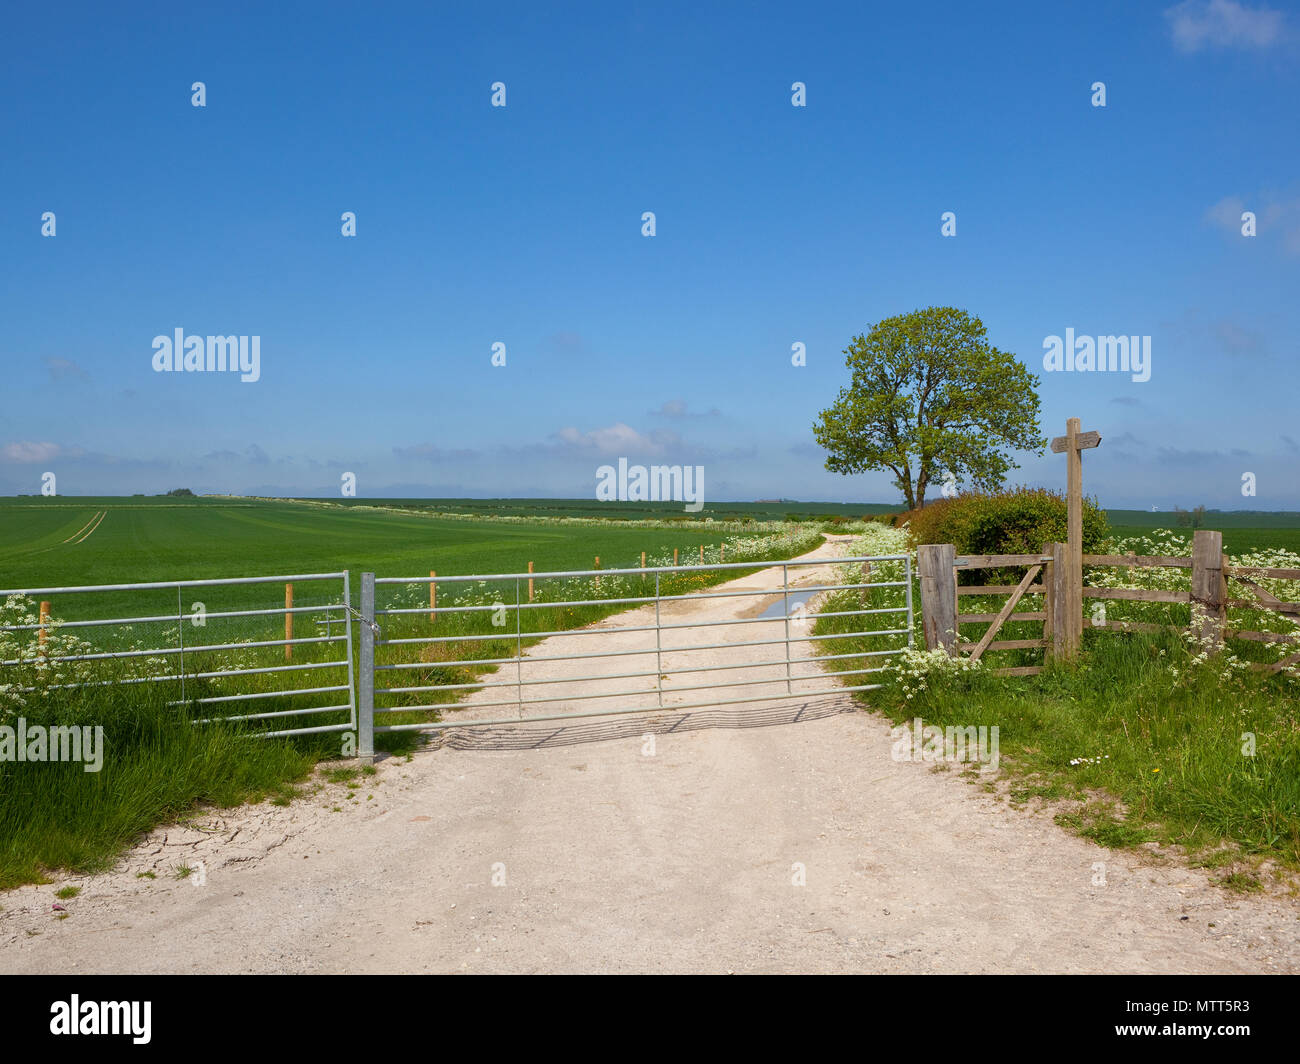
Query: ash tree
813,306,1045,510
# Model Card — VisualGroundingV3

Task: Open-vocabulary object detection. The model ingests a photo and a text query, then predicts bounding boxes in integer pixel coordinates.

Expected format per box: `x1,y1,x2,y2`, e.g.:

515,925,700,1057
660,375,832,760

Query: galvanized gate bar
0,572,350,595
374,606,908,649
373,556,908,584
374,580,903,616
0,570,356,738
3,603,353,633
3,632,348,667
364,553,914,736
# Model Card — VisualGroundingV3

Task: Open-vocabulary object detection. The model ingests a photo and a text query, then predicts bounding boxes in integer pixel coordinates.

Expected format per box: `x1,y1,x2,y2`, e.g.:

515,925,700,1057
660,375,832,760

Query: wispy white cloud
649,399,722,420
1204,194,1246,231
546,331,588,354
1165,0,1287,53
1154,444,1253,465
198,444,274,466
392,443,481,461
42,356,88,380
652,399,688,418
1204,192,1300,255
549,422,679,456
1211,318,1266,357
1,441,67,463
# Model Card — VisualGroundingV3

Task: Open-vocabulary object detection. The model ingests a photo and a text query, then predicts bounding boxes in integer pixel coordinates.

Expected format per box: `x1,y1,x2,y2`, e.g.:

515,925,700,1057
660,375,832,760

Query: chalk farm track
2,539,1298,974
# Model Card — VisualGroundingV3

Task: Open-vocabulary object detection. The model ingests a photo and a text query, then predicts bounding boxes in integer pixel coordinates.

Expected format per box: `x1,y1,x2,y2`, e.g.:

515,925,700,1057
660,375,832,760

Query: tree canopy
812,306,1045,510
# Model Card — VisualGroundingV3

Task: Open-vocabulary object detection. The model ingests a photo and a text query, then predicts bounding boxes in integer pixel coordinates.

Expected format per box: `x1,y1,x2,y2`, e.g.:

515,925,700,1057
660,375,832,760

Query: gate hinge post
358,572,375,762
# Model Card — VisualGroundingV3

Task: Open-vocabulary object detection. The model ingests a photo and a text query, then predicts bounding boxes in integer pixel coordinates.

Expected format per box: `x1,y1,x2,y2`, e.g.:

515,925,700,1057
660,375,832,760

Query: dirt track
3,538,1298,974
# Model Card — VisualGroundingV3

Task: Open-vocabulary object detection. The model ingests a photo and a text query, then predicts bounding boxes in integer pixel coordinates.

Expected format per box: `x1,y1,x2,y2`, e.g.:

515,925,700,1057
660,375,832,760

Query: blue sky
1,0,1297,508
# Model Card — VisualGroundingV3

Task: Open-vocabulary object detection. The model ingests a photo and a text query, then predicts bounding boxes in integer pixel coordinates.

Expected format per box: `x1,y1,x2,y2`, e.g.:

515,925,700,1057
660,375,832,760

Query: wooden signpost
1049,417,1101,658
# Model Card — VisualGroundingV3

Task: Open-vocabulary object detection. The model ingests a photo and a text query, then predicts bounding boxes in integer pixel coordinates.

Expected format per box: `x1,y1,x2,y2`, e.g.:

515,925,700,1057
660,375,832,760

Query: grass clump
0,679,327,890
829,626,1300,867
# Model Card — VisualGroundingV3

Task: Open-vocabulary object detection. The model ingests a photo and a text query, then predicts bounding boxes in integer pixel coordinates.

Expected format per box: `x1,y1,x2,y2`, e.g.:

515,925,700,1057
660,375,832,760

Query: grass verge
0,679,333,889
816,600,1300,880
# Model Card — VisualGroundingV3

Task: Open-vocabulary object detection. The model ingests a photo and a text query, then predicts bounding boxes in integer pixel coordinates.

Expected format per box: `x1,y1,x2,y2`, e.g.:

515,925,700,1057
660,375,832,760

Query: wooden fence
918,530,1300,675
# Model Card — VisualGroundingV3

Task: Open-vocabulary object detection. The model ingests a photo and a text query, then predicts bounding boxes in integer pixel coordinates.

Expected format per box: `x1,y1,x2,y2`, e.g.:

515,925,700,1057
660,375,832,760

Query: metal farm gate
0,571,356,738
355,554,913,758
2,555,915,754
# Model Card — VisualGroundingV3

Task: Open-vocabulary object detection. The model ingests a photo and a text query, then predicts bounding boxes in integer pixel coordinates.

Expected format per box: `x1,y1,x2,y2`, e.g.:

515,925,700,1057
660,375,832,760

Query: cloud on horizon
1,441,72,463
548,422,681,456
649,399,722,420
392,443,482,462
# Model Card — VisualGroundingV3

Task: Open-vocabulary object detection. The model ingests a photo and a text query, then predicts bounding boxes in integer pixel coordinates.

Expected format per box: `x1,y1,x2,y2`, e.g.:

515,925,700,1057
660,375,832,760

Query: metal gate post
358,572,375,762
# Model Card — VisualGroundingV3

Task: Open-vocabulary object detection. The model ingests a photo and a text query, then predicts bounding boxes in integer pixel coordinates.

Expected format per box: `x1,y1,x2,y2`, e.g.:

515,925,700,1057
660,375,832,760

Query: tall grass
878,633,1300,871
0,679,329,889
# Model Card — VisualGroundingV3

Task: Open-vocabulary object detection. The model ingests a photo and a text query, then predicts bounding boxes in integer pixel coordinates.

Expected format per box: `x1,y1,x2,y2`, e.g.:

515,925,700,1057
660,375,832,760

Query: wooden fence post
283,580,293,655
1048,542,1075,660
917,543,957,654
1191,529,1226,653
1041,541,1055,650
38,600,50,654
429,570,436,624
699,544,704,564
673,548,678,567
527,561,534,602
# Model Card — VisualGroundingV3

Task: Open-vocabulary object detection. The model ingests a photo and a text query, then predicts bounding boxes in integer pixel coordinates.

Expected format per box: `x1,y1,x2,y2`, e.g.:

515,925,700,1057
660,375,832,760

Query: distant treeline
313,497,902,523
1105,509,1300,529
3,495,1299,529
